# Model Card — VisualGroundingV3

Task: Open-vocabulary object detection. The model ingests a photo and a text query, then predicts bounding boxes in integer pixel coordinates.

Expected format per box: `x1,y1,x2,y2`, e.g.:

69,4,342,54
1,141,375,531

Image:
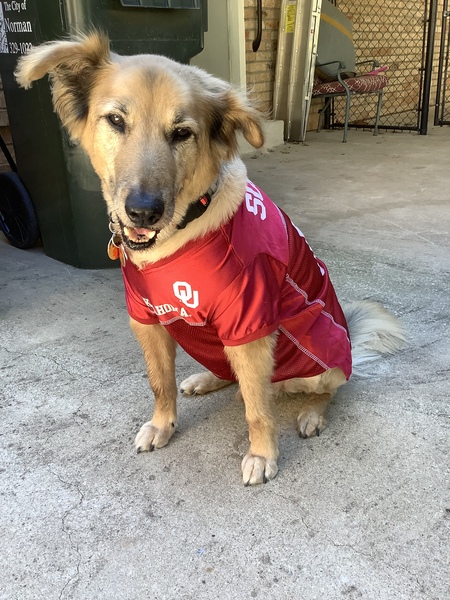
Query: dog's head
15,32,264,253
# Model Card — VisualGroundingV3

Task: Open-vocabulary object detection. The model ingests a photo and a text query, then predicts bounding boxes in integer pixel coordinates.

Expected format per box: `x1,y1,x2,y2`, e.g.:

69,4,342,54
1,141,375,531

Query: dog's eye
172,127,192,143
106,113,125,131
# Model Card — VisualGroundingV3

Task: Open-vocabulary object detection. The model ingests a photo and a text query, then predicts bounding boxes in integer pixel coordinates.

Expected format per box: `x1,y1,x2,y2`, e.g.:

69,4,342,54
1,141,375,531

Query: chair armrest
355,60,380,71
336,60,381,88
316,60,346,70
316,61,346,85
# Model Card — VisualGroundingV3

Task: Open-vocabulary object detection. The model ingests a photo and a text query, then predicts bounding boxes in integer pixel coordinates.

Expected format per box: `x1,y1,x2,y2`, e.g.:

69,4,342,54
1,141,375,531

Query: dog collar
176,178,219,230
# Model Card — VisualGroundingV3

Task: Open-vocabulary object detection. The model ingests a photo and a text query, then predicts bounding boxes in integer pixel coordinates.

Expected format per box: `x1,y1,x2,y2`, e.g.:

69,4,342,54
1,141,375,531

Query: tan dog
16,33,406,485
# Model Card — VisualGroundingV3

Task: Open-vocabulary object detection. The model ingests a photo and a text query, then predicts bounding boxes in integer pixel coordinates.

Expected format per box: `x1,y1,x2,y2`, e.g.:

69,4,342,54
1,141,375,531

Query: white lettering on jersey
245,181,266,220
142,298,180,316
173,281,200,309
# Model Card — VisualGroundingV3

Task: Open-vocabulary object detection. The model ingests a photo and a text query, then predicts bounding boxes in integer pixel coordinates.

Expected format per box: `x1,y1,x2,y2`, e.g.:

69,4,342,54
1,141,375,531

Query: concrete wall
190,0,231,82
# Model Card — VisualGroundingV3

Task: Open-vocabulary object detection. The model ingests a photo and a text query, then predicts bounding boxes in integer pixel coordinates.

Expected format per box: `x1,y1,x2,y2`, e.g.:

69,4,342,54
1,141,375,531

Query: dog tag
107,233,127,266
107,236,120,261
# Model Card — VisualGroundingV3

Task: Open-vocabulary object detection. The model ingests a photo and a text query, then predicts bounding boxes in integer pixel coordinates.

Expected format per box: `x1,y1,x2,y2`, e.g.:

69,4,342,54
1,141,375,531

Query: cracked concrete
1,126,449,599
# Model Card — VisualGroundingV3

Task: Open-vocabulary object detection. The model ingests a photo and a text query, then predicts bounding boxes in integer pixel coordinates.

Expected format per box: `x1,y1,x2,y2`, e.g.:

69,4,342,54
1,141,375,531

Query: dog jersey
121,180,352,382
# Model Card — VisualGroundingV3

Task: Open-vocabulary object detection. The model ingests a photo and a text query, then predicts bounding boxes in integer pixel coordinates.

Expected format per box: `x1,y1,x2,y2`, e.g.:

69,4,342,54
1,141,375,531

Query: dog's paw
135,420,175,453
180,372,231,395
241,453,278,486
297,410,327,438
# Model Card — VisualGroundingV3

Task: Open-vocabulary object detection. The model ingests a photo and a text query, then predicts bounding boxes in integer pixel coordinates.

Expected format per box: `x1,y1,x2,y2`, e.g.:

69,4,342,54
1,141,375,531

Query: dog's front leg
130,319,177,452
224,335,279,485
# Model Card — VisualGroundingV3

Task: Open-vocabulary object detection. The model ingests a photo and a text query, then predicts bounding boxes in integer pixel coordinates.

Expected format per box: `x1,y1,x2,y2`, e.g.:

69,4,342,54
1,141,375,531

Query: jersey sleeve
121,266,159,325
210,254,286,346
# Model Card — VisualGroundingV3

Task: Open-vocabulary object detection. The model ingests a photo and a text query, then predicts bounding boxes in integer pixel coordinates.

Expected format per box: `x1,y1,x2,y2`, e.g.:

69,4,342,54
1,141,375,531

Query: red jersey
121,180,352,382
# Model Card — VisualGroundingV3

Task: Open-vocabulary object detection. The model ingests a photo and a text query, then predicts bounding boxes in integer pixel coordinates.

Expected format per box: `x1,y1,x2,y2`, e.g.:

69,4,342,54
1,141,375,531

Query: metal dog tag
107,233,127,266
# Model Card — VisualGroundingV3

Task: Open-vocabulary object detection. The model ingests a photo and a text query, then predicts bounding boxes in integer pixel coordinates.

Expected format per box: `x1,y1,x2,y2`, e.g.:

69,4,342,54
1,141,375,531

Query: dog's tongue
124,226,156,242
135,228,153,237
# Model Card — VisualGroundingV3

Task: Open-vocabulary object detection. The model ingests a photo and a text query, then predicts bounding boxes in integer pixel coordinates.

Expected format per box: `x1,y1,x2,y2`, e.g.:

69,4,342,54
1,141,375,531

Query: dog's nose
125,190,165,228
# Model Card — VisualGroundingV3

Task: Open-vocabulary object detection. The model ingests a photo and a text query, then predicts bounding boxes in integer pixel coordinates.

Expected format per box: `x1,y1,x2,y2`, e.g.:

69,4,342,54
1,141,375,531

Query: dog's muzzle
108,178,219,260
115,190,166,250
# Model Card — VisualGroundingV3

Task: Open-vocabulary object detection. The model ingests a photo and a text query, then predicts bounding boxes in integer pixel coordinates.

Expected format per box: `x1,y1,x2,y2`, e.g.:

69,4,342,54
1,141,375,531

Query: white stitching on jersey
285,275,350,343
285,274,325,307
279,325,330,371
161,315,207,326
321,309,351,341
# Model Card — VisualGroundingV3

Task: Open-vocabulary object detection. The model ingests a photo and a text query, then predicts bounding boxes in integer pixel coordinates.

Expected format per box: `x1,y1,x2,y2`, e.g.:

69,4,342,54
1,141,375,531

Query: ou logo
173,281,199,309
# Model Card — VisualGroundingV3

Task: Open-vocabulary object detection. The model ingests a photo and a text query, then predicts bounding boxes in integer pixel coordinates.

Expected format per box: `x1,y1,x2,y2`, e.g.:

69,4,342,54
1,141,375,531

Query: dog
16,33,406,485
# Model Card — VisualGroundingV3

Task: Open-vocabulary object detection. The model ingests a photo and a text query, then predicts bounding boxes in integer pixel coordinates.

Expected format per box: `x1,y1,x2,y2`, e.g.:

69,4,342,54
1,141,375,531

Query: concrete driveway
1,126,449,599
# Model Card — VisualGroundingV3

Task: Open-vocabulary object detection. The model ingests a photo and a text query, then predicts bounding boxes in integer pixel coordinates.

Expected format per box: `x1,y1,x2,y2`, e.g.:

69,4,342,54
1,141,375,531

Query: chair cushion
312,74,388,96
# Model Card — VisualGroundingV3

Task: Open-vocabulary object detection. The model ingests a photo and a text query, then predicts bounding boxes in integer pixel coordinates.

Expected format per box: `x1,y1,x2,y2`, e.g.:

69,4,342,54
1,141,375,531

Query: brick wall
244,0,281,115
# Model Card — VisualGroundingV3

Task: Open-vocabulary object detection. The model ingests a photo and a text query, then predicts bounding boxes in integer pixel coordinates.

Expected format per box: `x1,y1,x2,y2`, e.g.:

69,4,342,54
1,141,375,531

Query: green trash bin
0,0,206,268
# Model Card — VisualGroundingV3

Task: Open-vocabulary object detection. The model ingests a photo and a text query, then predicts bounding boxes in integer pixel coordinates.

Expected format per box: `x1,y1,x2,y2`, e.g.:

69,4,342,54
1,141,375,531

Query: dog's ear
206,85,265,159
15,32,111,140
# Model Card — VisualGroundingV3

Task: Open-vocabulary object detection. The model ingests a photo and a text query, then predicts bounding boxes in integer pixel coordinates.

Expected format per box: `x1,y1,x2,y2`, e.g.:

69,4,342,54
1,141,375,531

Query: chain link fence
333,0,432,131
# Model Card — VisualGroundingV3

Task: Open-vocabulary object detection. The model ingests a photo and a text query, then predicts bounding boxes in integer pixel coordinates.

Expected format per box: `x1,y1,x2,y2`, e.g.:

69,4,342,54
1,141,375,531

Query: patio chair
312,61,389,143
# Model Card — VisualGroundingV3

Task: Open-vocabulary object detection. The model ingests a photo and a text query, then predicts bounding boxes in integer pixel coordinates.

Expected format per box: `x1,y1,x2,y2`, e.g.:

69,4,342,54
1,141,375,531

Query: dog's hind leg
224,335,279,485
281,368,347,438
130,319,178,452
180,371,233,396
296,393,335,438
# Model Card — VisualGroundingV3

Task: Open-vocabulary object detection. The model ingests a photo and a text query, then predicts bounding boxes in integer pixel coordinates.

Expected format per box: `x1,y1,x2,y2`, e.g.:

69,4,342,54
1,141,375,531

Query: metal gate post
420,0,438,134
434,0,450,125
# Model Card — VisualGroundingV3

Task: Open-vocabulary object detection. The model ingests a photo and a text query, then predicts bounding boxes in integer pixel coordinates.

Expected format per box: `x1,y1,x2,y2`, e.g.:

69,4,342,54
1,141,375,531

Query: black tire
0,171,39,249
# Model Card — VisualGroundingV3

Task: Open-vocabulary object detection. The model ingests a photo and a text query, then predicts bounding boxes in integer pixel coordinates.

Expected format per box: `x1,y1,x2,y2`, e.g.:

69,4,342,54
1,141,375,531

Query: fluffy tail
343,301,407,374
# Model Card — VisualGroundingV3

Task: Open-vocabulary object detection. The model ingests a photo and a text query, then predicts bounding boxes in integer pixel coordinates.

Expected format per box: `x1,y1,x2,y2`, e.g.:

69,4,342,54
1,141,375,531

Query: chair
312,61,389,143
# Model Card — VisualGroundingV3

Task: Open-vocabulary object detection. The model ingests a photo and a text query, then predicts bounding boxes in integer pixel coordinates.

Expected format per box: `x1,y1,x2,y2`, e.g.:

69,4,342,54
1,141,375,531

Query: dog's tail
343,301,407,374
